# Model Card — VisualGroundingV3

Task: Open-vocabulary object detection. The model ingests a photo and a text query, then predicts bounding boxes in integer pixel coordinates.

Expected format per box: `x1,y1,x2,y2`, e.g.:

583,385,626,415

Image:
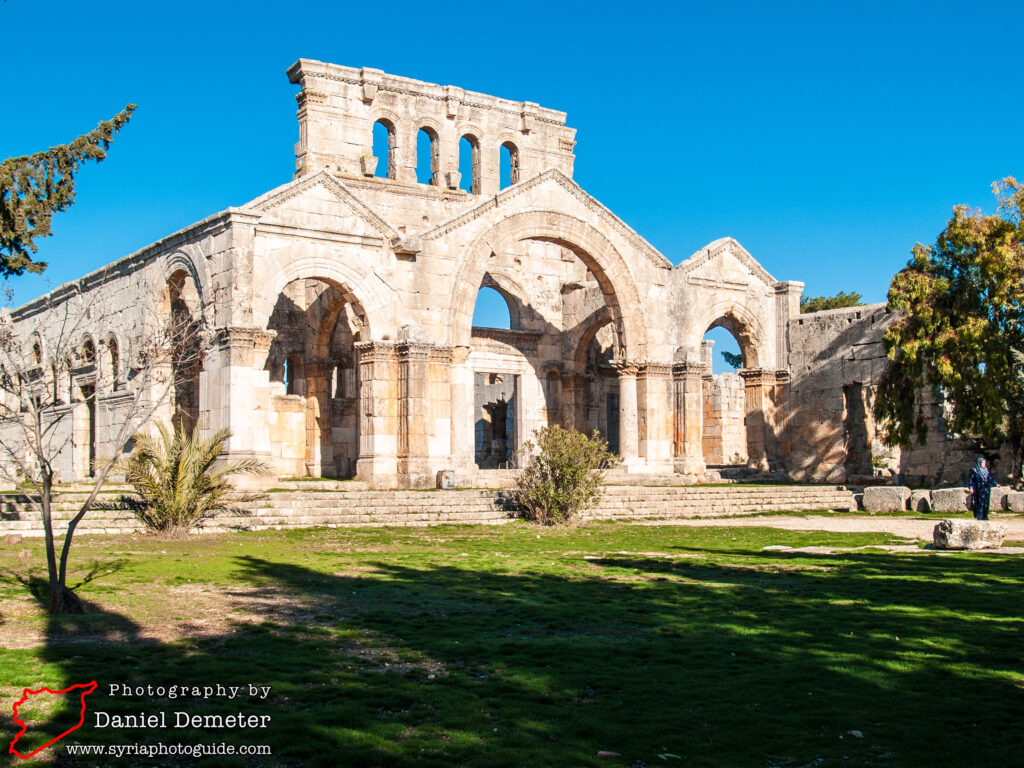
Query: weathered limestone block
930,488,970,513
1007,491,1024,514
933,519,1005,550
910,489,931,513
990,487,1011,511
862,485,910,512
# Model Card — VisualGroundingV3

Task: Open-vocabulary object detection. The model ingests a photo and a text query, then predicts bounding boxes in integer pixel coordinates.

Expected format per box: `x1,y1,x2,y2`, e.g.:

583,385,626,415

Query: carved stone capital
639,361,673,378
672,361,708,379
611,359,641,377
354,340,398,361
428,346,454,364
739,367,775,386
212,327,276,351
396,341,432,361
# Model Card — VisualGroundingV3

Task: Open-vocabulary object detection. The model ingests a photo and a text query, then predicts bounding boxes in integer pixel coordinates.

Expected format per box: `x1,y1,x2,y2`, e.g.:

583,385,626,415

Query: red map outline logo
8,681,97,759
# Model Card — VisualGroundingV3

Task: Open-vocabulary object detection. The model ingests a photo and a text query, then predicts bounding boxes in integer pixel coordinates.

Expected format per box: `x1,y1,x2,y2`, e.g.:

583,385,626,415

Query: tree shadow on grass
4,547,1023,767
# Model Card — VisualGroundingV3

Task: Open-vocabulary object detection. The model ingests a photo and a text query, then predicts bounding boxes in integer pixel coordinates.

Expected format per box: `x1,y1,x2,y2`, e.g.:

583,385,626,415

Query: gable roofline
241,170,400,239
675,236,778,286
419,168,672,270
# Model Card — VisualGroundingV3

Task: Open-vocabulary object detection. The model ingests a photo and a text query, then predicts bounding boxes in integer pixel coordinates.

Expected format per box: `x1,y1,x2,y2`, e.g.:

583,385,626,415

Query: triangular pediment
242,171,399,239
675,237,777,287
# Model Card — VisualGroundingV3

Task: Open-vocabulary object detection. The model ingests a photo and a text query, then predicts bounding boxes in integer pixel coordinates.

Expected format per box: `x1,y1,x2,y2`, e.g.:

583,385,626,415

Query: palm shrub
118,422,268,534
512,425,618,525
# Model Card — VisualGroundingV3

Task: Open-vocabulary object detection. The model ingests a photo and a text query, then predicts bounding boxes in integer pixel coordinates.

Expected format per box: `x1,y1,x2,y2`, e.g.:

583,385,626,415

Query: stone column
638,362,675,473
396,341,431,487
740,368,777,472
673,361,708,476
614,361,641,471
354,341,399,487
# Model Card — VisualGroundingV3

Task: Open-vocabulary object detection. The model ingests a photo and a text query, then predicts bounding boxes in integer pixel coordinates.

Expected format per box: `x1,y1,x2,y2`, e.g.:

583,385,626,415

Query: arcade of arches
13,61,977,490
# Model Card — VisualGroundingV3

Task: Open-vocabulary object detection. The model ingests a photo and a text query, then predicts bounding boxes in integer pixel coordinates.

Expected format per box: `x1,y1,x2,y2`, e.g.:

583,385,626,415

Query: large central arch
447,211,649,358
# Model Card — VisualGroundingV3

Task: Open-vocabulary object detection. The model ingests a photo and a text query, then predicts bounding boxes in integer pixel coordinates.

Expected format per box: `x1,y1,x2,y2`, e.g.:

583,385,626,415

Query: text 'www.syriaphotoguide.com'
65,742,272,758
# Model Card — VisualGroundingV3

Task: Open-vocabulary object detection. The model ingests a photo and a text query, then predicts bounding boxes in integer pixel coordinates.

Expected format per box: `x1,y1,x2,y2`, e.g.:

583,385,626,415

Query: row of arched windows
29,332,122,396
371,120,520,193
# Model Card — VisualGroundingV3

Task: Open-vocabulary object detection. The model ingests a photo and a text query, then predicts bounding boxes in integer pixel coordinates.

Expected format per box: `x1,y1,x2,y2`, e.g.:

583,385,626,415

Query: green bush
117,422,268,535
512,425,618,525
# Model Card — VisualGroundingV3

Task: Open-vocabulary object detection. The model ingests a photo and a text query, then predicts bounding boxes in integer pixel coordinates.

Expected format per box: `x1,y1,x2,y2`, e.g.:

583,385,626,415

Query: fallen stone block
933,519,1005,550
1007,491,1024,513
862,486,911,512
910,489,931,513
930,488,971,513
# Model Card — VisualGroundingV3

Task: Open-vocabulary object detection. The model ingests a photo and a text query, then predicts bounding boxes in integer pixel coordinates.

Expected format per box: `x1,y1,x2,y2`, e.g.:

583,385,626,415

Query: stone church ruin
6,60,978,489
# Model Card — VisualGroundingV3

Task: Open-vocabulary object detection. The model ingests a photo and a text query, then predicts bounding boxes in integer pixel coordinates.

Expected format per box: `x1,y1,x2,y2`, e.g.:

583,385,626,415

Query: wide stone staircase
0,482,857,538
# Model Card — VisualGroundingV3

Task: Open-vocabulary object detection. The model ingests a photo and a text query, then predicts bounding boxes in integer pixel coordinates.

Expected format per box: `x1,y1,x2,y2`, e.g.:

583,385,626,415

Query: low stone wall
860,486,1020,514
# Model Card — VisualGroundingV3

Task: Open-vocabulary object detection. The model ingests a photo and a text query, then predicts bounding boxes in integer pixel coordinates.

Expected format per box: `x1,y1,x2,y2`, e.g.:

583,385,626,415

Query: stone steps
0,484,856,538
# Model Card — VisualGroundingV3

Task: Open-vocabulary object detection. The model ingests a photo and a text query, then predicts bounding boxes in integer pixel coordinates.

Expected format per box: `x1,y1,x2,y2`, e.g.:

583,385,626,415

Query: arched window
459,134,480,194
107,337,120,391
81,337,96,366
472,286,513,329
500,141,520,188
416,127,439,185
372,119,396,180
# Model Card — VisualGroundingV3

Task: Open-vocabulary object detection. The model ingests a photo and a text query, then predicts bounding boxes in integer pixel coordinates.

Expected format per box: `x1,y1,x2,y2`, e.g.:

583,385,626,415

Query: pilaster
354,341,399,487
673,361,708,476
637,362,675,473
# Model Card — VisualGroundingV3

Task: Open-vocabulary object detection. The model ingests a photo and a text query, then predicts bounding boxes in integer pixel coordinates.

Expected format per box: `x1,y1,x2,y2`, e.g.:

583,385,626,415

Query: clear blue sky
3,0,1021,373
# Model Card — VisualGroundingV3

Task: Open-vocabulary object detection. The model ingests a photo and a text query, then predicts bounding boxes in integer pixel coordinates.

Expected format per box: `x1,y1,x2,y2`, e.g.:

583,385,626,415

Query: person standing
968,457,998,520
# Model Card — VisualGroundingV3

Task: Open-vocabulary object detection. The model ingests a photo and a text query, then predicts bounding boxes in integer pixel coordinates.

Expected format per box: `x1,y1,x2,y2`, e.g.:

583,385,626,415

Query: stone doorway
475,372,517,468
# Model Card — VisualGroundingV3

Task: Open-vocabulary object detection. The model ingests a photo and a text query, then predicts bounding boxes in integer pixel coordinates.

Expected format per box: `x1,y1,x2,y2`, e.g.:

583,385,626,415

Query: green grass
0,522,1021,767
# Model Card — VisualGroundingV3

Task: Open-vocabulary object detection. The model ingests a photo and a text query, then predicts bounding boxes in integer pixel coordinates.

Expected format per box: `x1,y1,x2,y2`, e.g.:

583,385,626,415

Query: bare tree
0,290,206,613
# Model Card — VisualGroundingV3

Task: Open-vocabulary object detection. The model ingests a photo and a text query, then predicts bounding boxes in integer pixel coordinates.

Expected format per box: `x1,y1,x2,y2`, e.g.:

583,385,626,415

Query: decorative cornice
255,221,385,249
287,59,568,126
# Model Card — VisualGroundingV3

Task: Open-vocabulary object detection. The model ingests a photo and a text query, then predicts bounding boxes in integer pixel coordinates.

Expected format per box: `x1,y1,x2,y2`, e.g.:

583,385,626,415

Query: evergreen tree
1,106,135,277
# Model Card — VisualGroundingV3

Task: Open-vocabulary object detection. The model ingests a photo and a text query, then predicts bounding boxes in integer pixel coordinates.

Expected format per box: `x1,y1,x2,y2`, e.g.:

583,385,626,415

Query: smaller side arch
690,300,771,370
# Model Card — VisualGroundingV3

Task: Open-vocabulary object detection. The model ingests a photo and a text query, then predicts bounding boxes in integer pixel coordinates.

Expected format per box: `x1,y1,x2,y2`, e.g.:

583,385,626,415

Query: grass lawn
0,522,1021,767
